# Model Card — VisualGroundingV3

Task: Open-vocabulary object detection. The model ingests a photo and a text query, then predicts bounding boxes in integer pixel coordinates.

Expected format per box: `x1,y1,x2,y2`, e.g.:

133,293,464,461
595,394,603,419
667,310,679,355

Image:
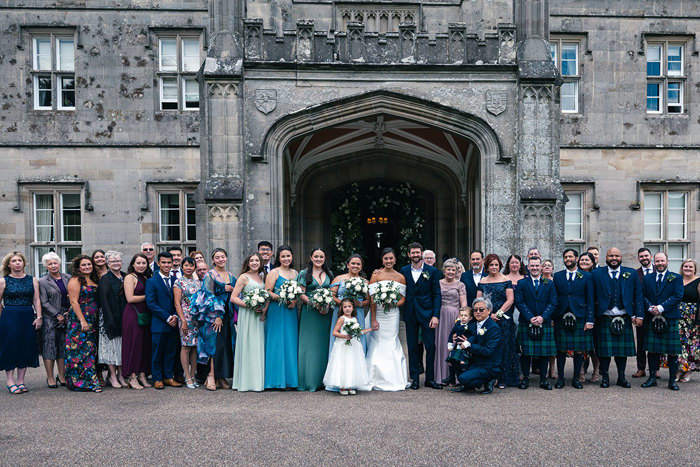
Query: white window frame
156,189,197,251
643,190,689,272
31,33,76,111
550,38,581,114
157,35,201,111
30,190,83,276
646,40,686,115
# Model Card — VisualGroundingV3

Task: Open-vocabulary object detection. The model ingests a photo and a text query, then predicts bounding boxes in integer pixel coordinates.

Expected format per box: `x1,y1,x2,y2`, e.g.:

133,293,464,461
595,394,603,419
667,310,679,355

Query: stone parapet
243,19,516,65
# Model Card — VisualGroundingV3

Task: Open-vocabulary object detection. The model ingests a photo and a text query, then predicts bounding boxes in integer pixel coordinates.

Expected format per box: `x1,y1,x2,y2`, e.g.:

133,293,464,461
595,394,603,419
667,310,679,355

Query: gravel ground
1,358,697,467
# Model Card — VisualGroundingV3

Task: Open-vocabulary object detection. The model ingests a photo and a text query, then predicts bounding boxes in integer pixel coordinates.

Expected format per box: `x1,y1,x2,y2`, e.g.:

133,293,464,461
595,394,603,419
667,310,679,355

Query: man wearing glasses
258,241,274,274
452,298,503,394
141,242,157,272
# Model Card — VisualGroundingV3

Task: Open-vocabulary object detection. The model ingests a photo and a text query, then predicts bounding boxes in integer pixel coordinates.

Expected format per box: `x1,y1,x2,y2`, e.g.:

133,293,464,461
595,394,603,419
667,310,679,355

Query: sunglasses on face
143,248,154,251
473,308,488,313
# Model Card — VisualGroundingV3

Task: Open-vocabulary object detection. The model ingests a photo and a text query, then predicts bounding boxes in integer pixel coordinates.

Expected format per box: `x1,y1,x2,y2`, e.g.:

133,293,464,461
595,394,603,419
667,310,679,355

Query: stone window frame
155,33,203,111
29,31,76,111
549,36,583,114
337,4,419,33
28,187,84,276
645,37,687,115
641,185,693,272
155,187,197,253
562,182,595,253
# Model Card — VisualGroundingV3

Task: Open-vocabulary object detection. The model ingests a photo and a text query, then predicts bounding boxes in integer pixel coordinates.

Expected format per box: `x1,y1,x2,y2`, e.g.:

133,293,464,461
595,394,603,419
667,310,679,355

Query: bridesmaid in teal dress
329,254,370,355
297,248,334,392
264,246,299,389
231,253,266,392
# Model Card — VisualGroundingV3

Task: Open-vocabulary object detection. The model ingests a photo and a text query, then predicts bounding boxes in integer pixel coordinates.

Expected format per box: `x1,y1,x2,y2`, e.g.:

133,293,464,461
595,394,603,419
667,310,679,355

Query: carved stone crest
486,90,507,116
255,89,277,114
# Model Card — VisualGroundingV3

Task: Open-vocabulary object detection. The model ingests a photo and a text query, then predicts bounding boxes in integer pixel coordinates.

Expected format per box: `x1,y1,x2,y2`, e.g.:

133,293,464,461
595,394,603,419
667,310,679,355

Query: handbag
562,311,577,332
137,311,152,327
527,323,543,340
609,316,625,335
651,315,667,334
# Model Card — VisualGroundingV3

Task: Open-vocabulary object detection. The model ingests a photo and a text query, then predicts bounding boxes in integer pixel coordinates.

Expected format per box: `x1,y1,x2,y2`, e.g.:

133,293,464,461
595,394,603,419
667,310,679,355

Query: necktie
646,268,652,276
656,273,663,291
568,272,574,283
164,277,171,289
611,271,617,280
534,279,540,289
610,271,620,309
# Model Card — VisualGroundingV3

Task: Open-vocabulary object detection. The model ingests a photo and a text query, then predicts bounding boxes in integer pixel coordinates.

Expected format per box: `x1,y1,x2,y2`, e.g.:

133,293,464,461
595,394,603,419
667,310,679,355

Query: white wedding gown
365,281,409,391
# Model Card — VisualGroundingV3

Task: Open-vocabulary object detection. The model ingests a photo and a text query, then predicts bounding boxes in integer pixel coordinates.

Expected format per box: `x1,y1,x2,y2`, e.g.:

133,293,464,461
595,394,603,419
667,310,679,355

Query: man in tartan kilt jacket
552,248,595,390
514,257,558,390
591,248,644,389
640,252,684,390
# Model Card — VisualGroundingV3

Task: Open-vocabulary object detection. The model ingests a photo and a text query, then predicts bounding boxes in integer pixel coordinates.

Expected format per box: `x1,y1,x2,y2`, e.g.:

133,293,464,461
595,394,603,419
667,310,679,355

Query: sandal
205,374,216,391
17,384,28,393
680,372,691,383
6,384,21,394
186,378,197,390
591,372,600,383
578,374,585,383
138,374,152,388
128,376,144,390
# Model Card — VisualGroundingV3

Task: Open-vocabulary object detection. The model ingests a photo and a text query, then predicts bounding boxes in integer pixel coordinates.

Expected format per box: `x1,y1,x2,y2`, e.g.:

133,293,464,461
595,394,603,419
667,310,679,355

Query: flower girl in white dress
323,299,372,395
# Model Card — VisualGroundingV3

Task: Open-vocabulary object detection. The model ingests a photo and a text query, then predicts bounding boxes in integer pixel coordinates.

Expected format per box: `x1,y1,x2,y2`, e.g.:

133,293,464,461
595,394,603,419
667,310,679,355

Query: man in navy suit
633,247,655,378
145,251,182,389
590,247,644,389
640,252,684,390
459,250,484,309
401,242,442,389
552,249,595,389
453,298,503,394
515,256,558,390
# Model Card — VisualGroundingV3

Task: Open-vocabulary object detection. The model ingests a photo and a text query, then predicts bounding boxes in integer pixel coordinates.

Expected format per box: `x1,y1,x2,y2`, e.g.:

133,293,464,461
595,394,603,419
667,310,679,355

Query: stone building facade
0,0,696,275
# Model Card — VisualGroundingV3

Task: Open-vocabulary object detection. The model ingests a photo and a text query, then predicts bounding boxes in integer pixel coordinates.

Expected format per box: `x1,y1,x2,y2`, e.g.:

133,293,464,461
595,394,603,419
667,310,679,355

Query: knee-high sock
556,353,566,379
520,355,531,379
599,356,611,377
647,353,660,374
667,355,678,380
614,356,627,379
573,353,584,382
539,358,549,383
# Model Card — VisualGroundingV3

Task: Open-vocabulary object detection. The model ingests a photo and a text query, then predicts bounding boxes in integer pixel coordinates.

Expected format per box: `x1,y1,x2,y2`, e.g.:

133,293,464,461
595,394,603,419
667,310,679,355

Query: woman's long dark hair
503,254,527,275
273,245,294,269
577,252,596,272
345,253,366,278
241,252,265,278
126,253,153,279
71,255,100,287
305,247,333,286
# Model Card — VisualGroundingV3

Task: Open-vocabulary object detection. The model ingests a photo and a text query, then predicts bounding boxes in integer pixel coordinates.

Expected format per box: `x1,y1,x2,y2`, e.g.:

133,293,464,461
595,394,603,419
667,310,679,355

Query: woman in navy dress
264,245,299,389
0,251,42,394
477,253,517,388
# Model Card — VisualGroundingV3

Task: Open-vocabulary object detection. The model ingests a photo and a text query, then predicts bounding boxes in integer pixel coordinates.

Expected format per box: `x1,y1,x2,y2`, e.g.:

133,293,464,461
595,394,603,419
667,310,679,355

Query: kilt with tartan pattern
554,315,594,352
644,316,681,355
595,315,636,357
517,321,557,356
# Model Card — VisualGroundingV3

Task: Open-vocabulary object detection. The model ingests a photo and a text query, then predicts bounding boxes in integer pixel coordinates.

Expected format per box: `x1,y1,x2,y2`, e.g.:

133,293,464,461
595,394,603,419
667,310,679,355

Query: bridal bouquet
371,281,402,312
343,277,368,302
242,288,270,312
278,280,303,306
309,288,334,314
342,320,363,346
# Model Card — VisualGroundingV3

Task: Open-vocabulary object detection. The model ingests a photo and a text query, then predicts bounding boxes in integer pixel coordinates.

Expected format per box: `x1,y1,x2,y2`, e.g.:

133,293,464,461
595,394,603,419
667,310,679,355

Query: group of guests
0,240,698,395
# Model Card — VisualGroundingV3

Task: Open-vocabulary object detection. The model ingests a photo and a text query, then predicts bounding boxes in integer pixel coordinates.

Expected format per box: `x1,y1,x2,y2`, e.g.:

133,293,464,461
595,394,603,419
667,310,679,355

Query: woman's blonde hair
2,251,28,277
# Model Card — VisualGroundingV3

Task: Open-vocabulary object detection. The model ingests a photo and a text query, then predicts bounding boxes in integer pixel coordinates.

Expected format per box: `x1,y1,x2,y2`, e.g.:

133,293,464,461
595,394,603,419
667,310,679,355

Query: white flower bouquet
343,277,368,302
278,280,303,306
495,309,511,320
309,288,334,315
342,320,363,346
371,281,402,312
242,288,270,312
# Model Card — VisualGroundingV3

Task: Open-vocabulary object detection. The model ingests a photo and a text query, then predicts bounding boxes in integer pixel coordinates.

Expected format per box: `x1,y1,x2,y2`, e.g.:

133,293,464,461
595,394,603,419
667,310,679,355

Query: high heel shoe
108,376,122,389
186,378,197,389
205,375,216,391
138,374,152,388
128,376,143,390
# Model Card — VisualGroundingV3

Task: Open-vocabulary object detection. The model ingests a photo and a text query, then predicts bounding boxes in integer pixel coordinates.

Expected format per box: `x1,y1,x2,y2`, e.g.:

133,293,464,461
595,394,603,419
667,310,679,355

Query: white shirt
171,268,182,280
476,317,488,332
531,276,541,287
567,268,578,281
472,269,483,286
643,267,654,276
411,263,424,283
652,271,667,313
159,272,171,288
605,266,625,316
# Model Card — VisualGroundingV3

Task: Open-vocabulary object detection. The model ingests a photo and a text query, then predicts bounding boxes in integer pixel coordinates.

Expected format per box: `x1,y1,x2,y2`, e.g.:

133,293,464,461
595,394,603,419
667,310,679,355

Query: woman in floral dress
174,257,201,389
677,259,700,382
65,255,101,392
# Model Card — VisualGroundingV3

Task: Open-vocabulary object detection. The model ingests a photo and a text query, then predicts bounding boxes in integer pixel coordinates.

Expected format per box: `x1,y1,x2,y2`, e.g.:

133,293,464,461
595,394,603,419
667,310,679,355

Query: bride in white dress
365,248,409,391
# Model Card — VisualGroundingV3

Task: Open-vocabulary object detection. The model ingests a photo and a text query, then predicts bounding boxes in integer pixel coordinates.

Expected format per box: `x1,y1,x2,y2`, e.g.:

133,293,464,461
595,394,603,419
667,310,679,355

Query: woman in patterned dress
0,251,42,394
677,259,700,382
65,255,101,392
174,257,201,389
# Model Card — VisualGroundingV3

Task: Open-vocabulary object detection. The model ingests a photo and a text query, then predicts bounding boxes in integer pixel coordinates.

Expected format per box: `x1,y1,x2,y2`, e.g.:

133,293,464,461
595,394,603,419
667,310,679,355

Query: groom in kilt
552,249,595,389
590,248,644,388
640,252,684,390
514,257,558,390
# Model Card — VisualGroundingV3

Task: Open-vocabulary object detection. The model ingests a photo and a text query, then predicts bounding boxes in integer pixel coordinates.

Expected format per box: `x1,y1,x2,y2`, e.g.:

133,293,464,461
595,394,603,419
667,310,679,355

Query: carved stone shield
486,89,507,116
254,89,277,114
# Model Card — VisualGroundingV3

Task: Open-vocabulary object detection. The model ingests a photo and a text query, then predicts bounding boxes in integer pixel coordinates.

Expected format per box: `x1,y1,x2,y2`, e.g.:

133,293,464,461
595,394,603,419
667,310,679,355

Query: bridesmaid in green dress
297,248,334,391
230,253,267,392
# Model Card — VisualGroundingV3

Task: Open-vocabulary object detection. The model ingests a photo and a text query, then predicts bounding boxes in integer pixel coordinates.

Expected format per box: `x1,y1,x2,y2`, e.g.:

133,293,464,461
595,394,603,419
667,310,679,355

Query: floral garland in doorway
330,182,426,273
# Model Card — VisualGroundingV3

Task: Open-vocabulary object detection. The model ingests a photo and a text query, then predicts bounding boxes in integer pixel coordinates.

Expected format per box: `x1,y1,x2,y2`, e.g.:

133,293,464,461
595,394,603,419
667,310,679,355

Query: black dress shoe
641,376,657,388
480,380,495,394
409,379,420,390
425,380,443,389
554,378,565,389
600,375,610,388
572,380,583,389
451,385,470,393
540,381,553,390
616,378,631,388
668,381,679,391
518,379,529,390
